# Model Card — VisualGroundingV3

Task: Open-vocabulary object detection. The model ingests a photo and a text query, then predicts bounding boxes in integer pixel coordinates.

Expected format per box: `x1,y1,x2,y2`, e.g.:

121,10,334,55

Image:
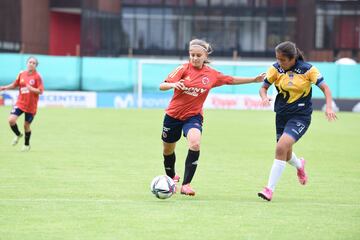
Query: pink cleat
258,187,273,201
181,184,195,196
297,158,308,185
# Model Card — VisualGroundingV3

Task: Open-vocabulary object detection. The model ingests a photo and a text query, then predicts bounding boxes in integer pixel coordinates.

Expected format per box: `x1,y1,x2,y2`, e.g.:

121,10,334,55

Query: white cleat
21,145,31,152
12,134,23,146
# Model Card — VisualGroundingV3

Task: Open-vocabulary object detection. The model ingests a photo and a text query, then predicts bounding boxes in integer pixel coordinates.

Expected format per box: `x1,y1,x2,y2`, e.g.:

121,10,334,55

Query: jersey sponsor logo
183,87,207,96
20,87,30,94
202,77,210,85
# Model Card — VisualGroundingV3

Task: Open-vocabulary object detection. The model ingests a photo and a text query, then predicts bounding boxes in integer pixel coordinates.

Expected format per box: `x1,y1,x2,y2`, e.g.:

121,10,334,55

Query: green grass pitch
0,107,359,239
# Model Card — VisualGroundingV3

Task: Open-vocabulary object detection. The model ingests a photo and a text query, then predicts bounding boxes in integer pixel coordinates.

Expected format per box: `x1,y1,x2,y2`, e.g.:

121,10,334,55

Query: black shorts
276,114,311,142
162,114,203,143
11,106,35,123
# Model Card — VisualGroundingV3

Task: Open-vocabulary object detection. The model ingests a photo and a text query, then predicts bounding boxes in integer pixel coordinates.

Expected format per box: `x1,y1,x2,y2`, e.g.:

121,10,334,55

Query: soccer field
0,107,359,240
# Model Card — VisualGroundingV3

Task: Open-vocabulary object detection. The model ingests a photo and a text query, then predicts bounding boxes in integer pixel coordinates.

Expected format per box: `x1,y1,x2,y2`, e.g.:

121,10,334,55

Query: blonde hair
27,56,39,67
189,39,213,63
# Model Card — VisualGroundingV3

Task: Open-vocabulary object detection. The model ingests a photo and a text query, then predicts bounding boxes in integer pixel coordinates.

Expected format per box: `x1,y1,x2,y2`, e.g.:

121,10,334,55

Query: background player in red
159,39,265,196
0,56,44,151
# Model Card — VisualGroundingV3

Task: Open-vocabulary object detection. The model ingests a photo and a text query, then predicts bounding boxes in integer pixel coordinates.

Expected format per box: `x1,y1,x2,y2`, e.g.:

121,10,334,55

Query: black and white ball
150,175,176,199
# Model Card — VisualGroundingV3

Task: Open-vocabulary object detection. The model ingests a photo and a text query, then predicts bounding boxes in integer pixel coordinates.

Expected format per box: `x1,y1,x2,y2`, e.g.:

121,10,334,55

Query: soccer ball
150,175,176,199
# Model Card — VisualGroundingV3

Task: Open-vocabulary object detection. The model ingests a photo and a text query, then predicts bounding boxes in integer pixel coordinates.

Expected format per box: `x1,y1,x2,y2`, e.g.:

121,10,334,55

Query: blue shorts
11,106,35,123
276,114,311,142
162,114,203,143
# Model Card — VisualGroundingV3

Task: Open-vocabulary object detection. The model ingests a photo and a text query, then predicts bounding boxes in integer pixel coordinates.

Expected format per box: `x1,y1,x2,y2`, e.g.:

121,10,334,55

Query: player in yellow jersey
257,41,337,201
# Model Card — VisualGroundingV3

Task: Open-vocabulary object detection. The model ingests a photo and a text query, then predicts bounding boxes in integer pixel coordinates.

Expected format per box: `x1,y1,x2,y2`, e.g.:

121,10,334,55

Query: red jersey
164,63,234,120
14,70,44,114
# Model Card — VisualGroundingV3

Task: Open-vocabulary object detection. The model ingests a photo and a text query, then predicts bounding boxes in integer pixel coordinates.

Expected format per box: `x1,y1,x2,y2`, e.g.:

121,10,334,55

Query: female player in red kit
159,39,265,196
0,56,44,151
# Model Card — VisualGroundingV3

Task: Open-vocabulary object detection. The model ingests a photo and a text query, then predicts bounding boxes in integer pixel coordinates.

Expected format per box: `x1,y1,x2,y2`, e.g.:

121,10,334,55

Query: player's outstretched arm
231,73,265,85
318,82,337,121
0,82,16,91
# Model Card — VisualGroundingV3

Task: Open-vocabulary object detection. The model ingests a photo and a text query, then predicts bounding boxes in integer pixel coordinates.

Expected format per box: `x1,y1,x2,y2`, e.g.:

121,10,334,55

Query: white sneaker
12,134,23,146
21,145,31,152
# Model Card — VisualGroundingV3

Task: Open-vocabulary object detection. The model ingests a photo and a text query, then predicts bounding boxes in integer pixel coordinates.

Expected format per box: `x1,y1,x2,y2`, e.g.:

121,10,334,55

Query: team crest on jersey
29,79,35,85
288,72,294,86
202,77,210,85
288,72,294,79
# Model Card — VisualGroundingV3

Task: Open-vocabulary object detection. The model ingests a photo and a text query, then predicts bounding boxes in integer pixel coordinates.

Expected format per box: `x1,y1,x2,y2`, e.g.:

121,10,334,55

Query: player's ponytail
275,41,305,61
296,47,305,61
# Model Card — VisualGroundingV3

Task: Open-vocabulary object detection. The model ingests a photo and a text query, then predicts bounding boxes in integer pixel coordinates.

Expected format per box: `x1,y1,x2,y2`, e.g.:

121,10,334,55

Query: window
122,8,135,49
178,17,193,50
316,2,360,50
238,19,266,52
135,8,149,49
210,0,222,6
207,18,225,51
164,0,178,6
195,0,208,6
149,9,163,49
163,9,178,49
266,19,282,51
223,19,238,51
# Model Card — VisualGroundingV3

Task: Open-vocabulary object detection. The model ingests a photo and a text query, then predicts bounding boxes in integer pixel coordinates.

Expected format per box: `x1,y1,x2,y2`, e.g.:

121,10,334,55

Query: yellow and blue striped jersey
264,60,324,115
